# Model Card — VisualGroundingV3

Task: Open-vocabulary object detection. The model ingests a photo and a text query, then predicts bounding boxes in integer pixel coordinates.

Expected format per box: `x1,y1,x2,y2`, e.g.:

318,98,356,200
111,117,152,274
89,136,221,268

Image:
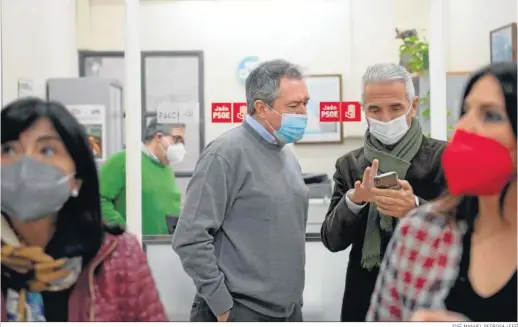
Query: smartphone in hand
373,172,400,190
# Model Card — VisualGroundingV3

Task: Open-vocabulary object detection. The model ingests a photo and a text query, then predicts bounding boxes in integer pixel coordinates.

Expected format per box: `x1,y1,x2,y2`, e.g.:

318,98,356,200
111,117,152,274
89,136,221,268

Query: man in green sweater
99,118,185,235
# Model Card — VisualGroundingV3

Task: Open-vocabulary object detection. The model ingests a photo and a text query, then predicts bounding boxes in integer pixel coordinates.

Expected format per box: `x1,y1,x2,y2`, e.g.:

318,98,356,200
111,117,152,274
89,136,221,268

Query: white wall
1,0,78,105
395,0,517,72
395,0,430,38
447,0,517,71
84,0,405,177
3,0,504,176
81,0,517,176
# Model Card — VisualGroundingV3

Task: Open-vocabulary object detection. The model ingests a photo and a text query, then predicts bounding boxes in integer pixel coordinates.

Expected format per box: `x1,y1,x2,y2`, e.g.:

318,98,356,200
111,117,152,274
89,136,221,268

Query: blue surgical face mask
266,106,308,144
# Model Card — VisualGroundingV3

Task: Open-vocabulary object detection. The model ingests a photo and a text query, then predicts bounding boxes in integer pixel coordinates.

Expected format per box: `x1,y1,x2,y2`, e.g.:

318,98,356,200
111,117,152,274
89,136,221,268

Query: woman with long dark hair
366,62,517,322
0,98,167,321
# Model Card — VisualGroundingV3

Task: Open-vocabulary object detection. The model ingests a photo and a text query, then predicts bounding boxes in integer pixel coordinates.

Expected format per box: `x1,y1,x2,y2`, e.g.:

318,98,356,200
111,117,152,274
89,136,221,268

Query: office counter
143,200,350,322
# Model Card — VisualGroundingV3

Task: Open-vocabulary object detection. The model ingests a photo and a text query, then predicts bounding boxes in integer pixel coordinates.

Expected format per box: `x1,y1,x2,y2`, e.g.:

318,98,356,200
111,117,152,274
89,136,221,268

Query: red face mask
442,129,515,196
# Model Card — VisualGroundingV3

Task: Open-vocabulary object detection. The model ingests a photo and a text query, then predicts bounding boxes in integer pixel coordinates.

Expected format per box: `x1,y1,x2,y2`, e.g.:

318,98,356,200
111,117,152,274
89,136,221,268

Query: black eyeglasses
172,135,185,144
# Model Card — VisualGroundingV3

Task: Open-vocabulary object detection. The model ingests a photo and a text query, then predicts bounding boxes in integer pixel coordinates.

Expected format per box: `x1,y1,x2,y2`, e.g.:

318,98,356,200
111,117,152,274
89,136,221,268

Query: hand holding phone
371,175,416,218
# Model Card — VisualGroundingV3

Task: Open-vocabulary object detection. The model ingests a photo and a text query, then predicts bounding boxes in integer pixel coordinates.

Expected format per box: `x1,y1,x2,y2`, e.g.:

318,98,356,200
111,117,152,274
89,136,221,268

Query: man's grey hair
361,63,415,105
245,59,304,115
143,118,182,142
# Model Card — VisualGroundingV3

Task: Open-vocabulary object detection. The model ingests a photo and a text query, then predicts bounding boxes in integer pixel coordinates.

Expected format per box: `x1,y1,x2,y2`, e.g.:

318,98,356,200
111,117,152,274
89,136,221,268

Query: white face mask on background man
166,143,186,164
159,135,186,164
367,106,412,145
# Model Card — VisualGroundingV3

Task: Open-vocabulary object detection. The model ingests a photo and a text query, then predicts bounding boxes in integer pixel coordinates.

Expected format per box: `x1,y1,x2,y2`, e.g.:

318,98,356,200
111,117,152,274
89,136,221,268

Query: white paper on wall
157,102,199,124
17,79,34,98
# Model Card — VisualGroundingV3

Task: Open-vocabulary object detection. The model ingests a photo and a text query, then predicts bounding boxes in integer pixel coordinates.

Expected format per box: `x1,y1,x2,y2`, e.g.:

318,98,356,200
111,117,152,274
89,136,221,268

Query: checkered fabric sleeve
366,204,464,322
365,212,408,321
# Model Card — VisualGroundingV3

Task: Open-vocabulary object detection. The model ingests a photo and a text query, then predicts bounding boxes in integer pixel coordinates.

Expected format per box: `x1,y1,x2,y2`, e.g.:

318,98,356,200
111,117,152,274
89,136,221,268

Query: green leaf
401,49,413,56
421,108,430,117
398,32,429,74
405,35,419,43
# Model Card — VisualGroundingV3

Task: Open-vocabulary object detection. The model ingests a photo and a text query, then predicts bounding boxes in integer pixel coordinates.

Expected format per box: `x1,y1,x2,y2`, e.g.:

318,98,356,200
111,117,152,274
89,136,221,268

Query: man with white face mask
99,118,185,235
321,63,447,322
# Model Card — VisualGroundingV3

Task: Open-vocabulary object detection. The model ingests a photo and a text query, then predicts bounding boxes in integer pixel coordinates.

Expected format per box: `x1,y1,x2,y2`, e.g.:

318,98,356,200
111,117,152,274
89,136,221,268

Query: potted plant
396,28,454,138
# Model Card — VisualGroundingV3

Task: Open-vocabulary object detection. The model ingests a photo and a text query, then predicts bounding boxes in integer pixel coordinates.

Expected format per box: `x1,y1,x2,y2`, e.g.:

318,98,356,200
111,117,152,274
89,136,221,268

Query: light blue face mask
267,106,308,144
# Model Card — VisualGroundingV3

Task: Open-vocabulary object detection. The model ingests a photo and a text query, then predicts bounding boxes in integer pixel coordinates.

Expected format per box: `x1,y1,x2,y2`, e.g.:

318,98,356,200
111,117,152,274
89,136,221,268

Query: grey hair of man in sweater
245,59,304,115
361,63,415,106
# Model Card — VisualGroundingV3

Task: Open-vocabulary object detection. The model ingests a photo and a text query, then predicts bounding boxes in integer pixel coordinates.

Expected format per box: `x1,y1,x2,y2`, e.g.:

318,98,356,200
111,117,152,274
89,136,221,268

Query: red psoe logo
232,102,247,123
319,102,341,122
211,103,232,123
341,102,361,122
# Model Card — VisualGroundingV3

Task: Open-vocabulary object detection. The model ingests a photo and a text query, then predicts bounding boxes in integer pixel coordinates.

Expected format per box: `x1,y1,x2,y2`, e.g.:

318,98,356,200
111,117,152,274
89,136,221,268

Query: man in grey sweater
172,59,310,322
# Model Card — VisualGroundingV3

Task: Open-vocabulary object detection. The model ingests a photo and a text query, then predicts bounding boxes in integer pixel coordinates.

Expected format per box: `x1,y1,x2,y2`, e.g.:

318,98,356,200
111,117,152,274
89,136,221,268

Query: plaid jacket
366,203,468,321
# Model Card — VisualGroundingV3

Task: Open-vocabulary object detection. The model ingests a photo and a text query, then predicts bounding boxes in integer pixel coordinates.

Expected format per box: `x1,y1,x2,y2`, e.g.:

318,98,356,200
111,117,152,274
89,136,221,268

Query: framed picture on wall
297,74,343,144
490,23,517,63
